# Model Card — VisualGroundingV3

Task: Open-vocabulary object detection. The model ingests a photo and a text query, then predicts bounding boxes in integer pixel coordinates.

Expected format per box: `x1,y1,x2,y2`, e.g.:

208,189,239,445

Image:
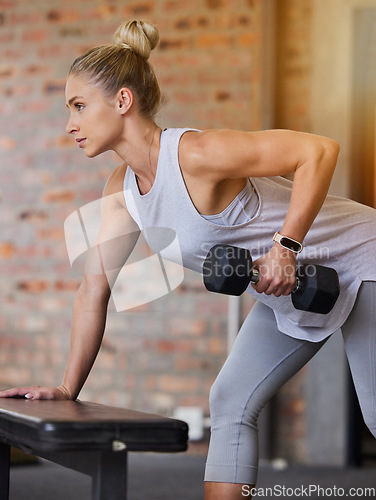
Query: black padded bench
0,399,188,500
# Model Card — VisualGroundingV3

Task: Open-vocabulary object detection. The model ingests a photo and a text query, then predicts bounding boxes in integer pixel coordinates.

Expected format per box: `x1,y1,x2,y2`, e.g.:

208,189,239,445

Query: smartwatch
273,232,303,254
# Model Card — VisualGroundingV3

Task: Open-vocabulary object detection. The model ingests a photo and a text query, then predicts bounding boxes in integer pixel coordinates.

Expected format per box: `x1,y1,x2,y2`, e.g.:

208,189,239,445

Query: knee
209,376,229,415
209,374,241,420
208,375,261,429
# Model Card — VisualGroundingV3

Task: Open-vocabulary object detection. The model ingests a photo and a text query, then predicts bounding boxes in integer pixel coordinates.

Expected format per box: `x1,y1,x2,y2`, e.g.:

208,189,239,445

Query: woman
1,19,375,500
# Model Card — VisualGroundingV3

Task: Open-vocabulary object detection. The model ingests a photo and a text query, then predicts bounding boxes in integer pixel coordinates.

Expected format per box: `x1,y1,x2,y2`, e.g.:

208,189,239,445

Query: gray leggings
205,281,376,485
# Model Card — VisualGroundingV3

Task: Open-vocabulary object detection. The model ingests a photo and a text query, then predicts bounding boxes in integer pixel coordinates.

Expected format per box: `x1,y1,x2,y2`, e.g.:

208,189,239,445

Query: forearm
280,139,340,243
60,281,110,400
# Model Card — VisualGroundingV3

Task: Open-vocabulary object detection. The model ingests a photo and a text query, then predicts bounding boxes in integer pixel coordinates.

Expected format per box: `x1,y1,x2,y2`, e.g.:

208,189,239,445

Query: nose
66,114,78,135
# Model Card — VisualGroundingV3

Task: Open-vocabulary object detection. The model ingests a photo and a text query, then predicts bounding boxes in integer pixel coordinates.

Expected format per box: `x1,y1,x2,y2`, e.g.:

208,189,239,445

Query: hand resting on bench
0,385,72,400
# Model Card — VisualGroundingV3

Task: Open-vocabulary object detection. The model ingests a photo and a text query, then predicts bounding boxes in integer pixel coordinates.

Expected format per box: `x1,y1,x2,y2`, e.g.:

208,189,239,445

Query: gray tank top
124,128,376,341
201,179,259,226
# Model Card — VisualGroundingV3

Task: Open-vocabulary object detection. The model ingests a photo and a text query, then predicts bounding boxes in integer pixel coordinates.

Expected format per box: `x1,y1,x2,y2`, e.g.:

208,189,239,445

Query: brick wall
1,0,319,465
0,0,262,420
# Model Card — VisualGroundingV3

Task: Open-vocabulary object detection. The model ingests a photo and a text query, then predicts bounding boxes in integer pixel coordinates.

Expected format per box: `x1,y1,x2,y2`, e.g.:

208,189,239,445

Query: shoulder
178,129,227,177
179,128,340,181
179,128,255,181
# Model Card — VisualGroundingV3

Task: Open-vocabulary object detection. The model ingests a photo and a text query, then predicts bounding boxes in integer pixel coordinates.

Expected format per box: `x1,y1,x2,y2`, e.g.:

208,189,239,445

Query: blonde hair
68,19,161,117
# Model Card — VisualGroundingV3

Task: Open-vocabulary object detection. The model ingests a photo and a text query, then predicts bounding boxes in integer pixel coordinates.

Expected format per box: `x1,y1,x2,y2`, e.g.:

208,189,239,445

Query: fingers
0,386,39,398
252,245,297,297
253,276,295,297
252,262,295,295
252,261,296,296
0,386,66,400
22,387,58,400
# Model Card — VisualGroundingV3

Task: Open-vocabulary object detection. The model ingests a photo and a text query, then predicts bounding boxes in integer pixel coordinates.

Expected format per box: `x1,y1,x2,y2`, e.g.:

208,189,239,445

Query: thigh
206,301,329,485
341,281,376,434
211,301,327,416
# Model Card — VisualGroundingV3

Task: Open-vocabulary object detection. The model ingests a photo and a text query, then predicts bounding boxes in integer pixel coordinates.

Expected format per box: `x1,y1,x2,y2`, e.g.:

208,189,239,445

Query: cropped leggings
205,281,376,485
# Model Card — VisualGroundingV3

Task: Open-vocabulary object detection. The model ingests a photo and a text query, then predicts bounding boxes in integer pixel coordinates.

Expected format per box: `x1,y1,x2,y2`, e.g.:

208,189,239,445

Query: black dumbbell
202,244,340,314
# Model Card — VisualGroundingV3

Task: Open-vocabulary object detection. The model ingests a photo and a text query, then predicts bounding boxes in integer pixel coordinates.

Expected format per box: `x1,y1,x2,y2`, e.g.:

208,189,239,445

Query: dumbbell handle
203,244,340,314
250,268,301,293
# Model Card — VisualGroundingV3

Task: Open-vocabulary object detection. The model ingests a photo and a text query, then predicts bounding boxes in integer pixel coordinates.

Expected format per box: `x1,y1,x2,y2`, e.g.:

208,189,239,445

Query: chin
84,145,109,158
84,147,102,158
84,150,99,158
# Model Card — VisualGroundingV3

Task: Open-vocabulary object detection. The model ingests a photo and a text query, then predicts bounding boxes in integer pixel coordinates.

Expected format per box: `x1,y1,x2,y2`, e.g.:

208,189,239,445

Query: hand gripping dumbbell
202,244,340,314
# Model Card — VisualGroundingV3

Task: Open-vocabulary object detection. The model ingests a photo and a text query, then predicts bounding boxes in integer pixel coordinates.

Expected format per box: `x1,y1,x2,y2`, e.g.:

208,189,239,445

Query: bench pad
0,399,188,453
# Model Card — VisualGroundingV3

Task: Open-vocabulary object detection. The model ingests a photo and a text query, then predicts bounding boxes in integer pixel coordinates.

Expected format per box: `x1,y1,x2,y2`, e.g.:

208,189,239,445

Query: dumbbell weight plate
292,264,340,314
202,244,253,296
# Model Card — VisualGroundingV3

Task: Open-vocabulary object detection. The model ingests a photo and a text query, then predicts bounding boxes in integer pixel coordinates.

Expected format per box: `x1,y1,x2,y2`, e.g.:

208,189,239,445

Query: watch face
280,237,302,252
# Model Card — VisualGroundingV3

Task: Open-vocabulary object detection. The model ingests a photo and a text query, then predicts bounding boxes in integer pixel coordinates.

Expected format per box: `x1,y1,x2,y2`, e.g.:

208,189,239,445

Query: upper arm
83,164,140,285
180,129,340,181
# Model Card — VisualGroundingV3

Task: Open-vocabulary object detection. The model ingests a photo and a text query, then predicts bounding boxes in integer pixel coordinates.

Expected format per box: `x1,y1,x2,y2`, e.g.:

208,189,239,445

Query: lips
76,138,86,148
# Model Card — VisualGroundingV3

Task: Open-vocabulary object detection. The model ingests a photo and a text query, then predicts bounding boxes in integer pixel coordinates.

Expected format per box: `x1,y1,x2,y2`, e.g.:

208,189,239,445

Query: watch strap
273,232,303,254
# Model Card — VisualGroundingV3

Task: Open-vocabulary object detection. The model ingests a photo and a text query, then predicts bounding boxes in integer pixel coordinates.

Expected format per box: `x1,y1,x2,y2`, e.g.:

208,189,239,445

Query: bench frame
0,399,188,500
0,443,129,500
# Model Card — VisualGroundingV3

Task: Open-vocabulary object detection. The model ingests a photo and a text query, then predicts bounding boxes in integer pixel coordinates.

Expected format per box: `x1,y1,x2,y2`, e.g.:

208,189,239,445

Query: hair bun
113,19,159,60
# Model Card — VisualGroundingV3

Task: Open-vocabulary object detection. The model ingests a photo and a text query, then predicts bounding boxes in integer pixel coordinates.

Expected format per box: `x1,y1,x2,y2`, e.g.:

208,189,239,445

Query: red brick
159,375,200,393
43,80,66,94
42,189,75,204
159,37,191,51
236,32,259,47
22,100,51,114
215,90,231,102
159,73,191,86
0,2,15,9
231,14,253,28
23,65,49,76
0,32,14,44
173,91,205,105
122,2,155,17
22,29,49,43
0,242,16,258
196,70,232,86
9,12,42,24
54,280,80,292
174,16,210,30
170,318,207,336
37,227,65,240
6,83,33,96
59,26,87,38
16,245,51,259
196,33,231,48
0,66,15,79
38,45,76,59
55,135,75,149
175,54,202,67
163,0,199,12
0,136,15,150
17,280,49,293
46,9,80,23
94,5,117,21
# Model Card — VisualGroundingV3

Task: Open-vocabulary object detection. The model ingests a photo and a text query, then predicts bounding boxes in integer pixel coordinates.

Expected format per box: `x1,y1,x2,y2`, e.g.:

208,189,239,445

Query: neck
114,117,161,193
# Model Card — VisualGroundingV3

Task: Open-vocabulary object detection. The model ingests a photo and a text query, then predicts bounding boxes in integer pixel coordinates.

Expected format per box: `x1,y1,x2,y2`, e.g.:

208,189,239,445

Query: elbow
317,138,340,174
324,138,340,163
77,275,111,308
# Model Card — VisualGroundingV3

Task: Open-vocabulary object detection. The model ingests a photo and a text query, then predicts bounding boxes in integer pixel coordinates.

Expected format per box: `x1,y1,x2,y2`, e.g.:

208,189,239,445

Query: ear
116,88,133,115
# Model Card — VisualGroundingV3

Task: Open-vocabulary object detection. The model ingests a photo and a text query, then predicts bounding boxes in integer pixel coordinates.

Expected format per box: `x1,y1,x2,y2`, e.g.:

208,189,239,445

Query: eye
75,103,84,112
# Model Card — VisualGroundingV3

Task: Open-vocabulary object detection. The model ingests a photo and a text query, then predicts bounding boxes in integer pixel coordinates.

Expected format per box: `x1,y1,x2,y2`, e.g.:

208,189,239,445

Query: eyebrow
66,96,85,108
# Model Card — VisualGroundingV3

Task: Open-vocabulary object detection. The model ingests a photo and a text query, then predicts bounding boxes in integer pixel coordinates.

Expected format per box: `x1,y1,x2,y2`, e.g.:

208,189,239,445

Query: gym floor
8,452,376,500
